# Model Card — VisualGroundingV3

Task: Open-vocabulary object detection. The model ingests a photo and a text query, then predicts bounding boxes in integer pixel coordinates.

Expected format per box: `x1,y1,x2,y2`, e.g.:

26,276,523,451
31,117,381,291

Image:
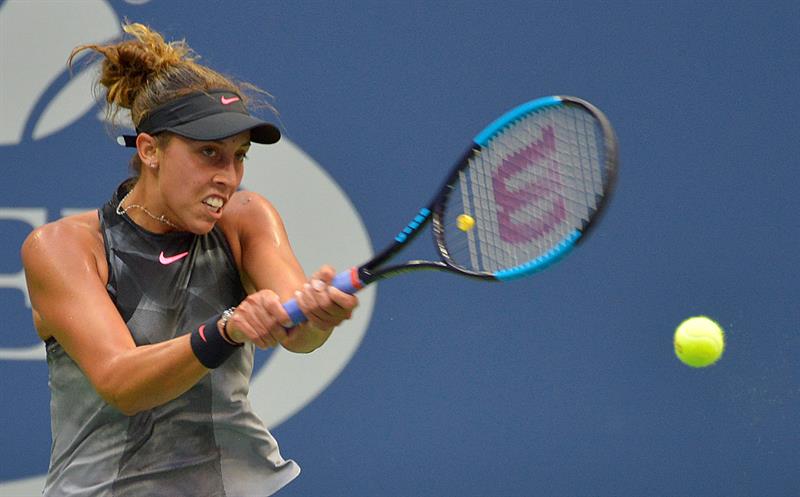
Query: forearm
99,334,209,415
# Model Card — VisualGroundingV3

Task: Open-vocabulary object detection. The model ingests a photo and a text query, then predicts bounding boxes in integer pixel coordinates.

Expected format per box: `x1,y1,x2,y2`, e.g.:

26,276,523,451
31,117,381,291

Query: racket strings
443,105,608,274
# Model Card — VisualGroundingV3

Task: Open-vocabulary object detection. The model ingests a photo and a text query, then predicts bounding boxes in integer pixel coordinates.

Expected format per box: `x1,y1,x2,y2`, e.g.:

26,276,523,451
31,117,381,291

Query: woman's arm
219,191,358,353
22,215,209,416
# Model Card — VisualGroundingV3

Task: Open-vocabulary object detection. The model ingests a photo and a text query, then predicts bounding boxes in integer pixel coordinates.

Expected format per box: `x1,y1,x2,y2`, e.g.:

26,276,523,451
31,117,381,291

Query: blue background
2,1,799,495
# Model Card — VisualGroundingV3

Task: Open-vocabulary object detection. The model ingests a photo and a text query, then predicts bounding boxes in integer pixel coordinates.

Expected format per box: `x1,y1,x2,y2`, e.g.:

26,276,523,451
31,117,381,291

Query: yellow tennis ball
673,316,725,368
456,214,475,231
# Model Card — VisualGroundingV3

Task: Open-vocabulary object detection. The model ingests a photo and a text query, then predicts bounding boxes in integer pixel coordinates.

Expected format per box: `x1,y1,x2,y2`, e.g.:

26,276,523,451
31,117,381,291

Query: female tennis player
21,22,357,496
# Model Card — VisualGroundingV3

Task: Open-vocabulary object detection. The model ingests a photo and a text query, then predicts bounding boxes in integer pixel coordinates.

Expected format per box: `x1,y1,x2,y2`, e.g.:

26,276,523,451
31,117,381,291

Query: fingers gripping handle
282,267,363,326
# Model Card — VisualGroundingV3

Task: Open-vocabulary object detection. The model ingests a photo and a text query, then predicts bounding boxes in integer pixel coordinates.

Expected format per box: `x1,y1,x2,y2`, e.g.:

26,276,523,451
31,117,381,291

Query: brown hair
69,22,269,174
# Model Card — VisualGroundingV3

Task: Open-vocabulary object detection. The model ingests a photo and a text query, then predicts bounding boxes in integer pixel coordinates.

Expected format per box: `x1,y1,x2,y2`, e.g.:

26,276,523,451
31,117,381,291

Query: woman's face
153,131,251,234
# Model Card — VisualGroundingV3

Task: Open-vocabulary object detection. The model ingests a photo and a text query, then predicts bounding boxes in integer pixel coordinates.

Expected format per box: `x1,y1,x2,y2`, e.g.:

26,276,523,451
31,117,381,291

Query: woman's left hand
284,265,359,352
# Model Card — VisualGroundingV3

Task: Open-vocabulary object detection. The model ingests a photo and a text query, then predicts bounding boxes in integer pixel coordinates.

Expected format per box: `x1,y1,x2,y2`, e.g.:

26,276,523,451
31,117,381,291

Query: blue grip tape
332,268,361,294
282,268,362,325
282,299,307,326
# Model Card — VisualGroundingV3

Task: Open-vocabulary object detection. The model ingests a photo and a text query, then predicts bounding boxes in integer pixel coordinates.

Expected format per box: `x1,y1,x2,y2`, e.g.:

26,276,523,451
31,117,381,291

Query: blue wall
1,1,798,495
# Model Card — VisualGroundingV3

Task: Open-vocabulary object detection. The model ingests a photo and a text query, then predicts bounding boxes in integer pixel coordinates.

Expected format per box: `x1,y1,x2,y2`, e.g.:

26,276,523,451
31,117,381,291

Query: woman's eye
201,148,217,158
236,152,249,162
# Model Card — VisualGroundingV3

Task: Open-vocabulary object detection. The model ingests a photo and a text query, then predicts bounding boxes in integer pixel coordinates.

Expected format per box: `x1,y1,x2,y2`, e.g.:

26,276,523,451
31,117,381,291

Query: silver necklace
116,187,180,229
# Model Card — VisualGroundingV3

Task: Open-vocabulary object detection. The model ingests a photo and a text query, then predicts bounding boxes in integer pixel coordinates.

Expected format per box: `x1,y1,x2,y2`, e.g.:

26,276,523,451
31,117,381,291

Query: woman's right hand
224,289,293,349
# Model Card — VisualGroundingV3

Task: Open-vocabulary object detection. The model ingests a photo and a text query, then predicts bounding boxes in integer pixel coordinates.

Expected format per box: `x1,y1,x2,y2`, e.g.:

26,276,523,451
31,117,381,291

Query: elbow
280,324,334,354
111,397,146,417
96,384,145,416
93,368,148,416
282,344,318,354
282,338,324,354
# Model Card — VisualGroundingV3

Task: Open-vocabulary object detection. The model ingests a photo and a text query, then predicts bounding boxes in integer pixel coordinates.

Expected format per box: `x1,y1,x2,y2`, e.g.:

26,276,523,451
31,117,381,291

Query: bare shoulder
221,190,281,224
21,210,106,283
21,211,107,341
218,190,286,252
217,190,300,294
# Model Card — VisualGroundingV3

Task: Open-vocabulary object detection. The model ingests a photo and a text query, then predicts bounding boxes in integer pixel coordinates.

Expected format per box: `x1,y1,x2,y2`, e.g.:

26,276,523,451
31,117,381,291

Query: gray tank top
43,181,300,496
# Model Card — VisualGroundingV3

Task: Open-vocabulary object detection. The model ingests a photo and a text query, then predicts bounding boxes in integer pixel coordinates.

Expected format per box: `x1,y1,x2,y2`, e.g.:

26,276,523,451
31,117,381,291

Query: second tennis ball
673,316,725,368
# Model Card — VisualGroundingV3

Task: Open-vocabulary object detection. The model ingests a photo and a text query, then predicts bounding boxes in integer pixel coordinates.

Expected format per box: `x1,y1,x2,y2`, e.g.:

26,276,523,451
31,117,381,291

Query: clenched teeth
203,197,224,209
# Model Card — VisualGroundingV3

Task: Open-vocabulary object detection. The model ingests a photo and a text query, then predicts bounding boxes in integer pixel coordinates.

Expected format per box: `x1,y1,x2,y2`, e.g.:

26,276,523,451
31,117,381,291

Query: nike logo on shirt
159,251,189,265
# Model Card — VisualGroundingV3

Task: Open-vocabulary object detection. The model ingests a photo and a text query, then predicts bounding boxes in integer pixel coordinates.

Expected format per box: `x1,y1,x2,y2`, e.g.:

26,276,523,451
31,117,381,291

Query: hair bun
71,23,192,109
68,20,266,145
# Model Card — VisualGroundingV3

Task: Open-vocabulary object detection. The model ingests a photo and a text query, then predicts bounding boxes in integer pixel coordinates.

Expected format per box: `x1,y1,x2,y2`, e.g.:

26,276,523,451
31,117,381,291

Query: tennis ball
673,316,725,368
456,214,475,231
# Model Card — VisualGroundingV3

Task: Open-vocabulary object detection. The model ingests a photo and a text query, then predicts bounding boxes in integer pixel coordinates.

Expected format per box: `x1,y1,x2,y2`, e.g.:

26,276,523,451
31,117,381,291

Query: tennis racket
283,95,618,325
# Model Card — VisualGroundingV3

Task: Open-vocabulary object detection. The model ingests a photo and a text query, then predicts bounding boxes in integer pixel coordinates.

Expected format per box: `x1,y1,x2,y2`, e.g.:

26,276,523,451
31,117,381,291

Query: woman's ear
135,133,159,166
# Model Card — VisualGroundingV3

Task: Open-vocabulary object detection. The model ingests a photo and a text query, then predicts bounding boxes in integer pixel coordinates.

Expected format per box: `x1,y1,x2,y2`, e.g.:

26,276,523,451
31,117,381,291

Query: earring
150,162,158,169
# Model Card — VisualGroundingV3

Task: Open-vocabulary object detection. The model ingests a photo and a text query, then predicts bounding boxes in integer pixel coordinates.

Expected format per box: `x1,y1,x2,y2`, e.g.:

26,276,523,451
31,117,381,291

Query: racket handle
282,267,363,326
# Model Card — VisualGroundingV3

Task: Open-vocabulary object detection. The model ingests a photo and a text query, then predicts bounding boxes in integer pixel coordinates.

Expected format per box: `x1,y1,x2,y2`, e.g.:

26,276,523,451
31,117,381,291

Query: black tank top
43,180,299,496
102,179,246,341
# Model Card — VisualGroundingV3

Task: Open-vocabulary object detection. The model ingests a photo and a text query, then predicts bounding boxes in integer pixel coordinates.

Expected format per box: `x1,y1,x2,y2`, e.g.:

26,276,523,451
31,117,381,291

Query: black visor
119,90,280,147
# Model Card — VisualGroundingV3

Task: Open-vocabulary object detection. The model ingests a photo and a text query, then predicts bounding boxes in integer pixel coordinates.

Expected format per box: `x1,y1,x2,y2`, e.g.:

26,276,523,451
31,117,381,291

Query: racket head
433,95,618,280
